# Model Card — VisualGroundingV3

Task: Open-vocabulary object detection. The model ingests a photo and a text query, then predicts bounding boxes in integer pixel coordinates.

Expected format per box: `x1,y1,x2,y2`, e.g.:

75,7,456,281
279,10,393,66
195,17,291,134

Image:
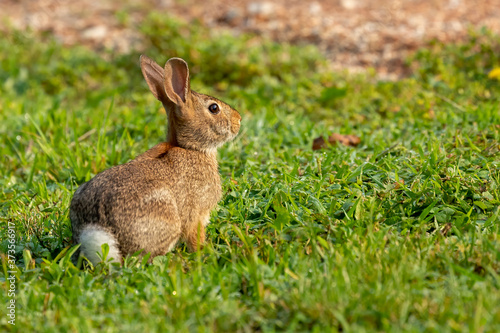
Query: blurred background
2,0,500,80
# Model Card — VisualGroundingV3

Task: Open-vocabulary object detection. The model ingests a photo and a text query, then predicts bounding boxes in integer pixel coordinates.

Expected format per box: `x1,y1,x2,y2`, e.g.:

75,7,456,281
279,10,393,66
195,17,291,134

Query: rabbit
70,55,241,265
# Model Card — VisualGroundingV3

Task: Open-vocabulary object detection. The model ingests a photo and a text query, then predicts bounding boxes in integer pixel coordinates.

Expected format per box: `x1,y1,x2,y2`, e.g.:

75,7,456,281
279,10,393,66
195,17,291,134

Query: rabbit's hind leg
127,197,183,259
142,218,182,259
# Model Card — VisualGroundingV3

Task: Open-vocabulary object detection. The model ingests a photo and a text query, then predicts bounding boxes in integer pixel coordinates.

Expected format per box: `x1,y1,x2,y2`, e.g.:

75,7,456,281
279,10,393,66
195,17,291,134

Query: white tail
79,226,121,265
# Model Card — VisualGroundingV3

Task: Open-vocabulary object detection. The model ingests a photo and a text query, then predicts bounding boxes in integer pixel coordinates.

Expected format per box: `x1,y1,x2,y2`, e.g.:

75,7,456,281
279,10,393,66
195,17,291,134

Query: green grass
1,14,500,332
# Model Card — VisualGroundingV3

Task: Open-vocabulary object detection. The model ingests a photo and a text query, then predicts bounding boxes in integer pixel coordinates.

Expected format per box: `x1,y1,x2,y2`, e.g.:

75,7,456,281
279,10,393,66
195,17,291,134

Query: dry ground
2,0,500,79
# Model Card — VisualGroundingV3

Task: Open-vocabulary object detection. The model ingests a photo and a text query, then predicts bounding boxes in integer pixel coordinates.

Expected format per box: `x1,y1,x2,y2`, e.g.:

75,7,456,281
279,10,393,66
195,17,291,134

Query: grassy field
1,13,500,332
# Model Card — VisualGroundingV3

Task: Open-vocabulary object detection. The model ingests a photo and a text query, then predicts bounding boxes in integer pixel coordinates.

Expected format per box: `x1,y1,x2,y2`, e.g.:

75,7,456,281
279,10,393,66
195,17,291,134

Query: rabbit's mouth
231,118,241,136
227,130,239,142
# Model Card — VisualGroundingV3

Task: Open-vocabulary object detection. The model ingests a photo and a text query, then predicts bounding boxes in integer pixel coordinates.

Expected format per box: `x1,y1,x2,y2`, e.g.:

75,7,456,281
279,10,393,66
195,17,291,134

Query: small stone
448,0,462,8
247,2,275,17
309,2,322,15
340,0,359,10
82,25,107,40
222,8,242,24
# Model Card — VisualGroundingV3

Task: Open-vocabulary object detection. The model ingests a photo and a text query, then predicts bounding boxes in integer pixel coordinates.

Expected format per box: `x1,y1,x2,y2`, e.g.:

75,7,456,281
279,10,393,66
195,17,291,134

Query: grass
1,13,500,332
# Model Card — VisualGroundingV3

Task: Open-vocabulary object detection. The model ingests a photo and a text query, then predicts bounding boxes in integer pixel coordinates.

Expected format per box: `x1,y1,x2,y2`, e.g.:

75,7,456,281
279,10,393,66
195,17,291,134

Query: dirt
2,0,500,79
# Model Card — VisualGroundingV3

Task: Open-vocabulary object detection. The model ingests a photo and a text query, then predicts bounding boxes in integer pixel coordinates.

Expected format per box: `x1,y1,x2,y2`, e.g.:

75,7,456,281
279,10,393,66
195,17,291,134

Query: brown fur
70,56,241,262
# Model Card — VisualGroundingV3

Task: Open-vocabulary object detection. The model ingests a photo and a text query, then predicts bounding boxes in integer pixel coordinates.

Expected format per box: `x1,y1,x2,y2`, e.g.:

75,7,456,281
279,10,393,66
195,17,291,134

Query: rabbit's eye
208,103,220,114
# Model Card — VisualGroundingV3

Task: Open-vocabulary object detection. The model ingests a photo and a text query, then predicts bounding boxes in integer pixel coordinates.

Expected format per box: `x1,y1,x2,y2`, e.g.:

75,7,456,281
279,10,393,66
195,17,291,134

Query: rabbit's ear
164,58,190,105
140,55,167,102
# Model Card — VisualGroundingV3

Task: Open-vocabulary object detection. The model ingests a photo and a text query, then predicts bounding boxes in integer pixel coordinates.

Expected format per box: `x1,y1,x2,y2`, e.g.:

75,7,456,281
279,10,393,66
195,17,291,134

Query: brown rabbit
70,55,241,265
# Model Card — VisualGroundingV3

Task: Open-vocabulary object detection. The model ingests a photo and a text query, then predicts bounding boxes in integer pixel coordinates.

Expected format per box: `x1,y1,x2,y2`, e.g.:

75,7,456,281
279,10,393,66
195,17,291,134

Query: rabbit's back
70,143,221,259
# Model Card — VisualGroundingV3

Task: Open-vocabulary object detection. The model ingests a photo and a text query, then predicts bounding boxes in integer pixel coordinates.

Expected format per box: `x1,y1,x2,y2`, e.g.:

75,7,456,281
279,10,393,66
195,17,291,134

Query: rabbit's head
140,55,241,152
